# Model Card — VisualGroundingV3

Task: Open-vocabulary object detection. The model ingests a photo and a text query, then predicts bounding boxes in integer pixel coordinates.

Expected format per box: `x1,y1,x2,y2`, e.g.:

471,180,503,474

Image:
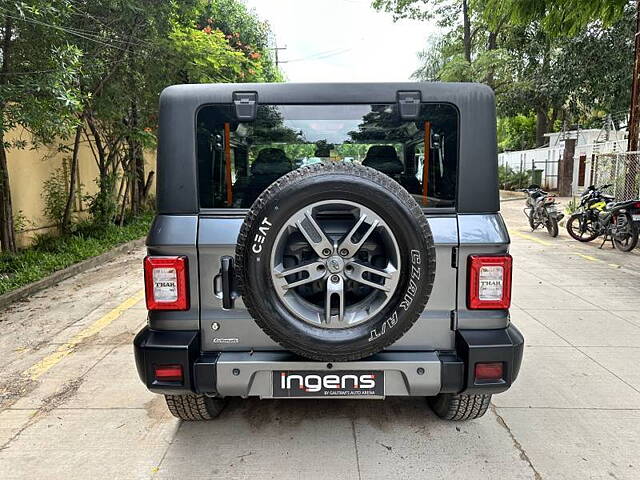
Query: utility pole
270,44,287,67
625,0,640,199
628,0,640,152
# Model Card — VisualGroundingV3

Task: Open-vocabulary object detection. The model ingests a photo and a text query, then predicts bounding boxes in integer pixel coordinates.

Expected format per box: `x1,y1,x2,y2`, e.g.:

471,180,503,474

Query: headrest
251,148,291,175
362,145,404,175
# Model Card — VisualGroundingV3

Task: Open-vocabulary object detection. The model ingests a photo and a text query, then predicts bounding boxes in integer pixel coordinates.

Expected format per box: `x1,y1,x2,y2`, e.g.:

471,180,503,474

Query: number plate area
273,370,384,398
632,214,640,221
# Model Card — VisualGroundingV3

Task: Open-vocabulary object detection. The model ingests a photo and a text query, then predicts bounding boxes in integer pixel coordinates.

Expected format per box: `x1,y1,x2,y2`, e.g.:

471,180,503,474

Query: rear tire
428,393,491,421
164,394,226,421
612,212,639,252
544,211,559,237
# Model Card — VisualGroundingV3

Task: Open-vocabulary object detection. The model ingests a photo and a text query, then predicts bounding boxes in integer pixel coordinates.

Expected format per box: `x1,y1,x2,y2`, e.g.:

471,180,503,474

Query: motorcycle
520,185,564,237
566,184,640,252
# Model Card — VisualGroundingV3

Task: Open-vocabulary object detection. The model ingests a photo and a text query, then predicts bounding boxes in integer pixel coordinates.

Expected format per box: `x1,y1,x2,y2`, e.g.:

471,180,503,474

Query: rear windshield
196,103,458,209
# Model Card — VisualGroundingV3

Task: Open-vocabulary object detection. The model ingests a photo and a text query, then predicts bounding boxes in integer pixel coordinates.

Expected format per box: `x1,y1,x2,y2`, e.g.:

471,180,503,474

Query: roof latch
397,91,422,120
233,92,258,121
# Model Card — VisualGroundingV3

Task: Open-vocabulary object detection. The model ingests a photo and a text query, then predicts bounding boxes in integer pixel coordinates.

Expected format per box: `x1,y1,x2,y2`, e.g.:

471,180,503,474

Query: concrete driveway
1,200,639,479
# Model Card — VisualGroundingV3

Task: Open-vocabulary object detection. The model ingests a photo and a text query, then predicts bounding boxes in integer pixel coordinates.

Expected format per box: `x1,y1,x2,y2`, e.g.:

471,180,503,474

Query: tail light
475,362,504,382
154,364,183,383
633,201,640,209
144,256,189,310
467,255,512,309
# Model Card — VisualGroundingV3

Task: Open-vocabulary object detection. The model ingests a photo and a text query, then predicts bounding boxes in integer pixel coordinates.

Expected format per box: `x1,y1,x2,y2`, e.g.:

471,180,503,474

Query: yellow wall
6,125,156,248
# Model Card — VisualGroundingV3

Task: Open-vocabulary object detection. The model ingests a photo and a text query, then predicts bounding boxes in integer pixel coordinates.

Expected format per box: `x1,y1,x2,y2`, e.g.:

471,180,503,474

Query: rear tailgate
197,214,459,352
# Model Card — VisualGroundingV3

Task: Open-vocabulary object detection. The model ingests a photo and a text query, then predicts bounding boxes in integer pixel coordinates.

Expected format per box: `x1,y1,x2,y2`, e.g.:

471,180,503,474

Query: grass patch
0,212,153,296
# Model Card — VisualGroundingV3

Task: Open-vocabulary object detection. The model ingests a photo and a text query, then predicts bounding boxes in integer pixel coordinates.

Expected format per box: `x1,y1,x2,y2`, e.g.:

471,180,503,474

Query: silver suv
134,82,524,421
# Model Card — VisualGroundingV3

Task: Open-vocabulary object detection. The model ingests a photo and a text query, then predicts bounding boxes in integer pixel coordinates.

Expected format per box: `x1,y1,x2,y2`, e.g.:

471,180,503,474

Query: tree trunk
135,145,144,212
485,30,498,87
549,107,559,132
0,18,16,253
0,138,16,253
61,123,83,233
462,0,471,63
126,100,145,215
535,104,549,147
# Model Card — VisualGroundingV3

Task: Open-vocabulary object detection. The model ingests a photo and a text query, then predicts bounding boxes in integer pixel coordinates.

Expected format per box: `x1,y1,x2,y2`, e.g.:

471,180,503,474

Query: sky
243,0,440,82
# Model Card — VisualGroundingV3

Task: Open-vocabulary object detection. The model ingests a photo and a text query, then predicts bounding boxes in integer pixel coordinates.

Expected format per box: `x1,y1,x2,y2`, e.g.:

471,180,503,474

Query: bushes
499,164,531,190
0,212,153,295
42,167,71,230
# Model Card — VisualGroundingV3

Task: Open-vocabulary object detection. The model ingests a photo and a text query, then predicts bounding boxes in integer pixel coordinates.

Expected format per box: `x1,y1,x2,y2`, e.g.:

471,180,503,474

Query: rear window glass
196,103,458,209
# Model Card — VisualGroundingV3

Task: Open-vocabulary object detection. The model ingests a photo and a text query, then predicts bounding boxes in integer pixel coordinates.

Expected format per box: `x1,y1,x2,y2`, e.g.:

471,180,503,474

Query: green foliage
193,0,282,82
485,0,628,36
84,173,119,227
399,0,635,146
42,167,69,229
13,210,30,232
498,164,530,190
564,197,580,215
0,0,281,256
372,0,456,22
1,3,84,143
0,212,153,295
168,25,252,83
497,115,536,152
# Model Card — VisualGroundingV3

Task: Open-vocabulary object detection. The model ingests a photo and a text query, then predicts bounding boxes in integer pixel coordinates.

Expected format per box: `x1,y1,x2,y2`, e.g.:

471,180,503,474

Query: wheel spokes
295,210,334,258
337,213,380,258
325,276,345,324
345,261,396,292
274,261,326,290
270,200,402,329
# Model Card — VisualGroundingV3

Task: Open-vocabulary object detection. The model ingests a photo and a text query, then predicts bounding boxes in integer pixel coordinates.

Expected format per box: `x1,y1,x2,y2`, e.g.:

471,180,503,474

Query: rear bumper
134,324,524,397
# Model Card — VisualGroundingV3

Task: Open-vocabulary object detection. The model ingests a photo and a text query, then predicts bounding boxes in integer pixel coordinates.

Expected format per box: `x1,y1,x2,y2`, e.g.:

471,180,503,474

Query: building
498,127,628,194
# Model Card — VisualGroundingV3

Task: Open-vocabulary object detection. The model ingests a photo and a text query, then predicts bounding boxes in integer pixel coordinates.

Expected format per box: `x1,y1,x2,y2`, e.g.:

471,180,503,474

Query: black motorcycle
566,184,640,252
520,185,564,237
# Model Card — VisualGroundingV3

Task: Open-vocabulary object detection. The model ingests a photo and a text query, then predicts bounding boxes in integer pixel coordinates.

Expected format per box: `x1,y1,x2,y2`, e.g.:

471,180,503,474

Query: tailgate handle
214,256,238,309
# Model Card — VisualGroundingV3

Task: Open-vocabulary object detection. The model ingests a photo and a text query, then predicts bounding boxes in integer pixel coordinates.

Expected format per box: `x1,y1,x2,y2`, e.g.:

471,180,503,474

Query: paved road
1,200,640,479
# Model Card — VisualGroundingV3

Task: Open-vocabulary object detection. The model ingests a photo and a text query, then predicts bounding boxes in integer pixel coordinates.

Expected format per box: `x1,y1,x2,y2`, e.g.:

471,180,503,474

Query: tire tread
164,394,225,421
429,393,491,421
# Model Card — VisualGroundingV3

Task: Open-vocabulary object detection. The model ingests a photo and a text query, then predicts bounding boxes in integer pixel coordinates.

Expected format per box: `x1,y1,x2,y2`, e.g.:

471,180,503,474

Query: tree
57,0,281,227
404,0,634,147
2,0,282,246
372,0,474,62
483,0,635,150
0,1,82,251
485,0,628,36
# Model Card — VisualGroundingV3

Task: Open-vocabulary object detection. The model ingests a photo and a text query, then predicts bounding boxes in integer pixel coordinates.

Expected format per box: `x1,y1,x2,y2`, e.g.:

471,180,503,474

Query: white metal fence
589,151,640,201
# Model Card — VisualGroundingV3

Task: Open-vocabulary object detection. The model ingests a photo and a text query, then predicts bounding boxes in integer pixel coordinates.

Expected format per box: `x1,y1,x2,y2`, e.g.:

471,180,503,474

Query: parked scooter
520,185,564,237
566,184,640,252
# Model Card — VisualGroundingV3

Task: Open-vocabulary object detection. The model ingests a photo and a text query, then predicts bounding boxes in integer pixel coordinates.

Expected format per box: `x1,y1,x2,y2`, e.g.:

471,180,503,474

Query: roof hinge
233,91,258,121
397,90,421,120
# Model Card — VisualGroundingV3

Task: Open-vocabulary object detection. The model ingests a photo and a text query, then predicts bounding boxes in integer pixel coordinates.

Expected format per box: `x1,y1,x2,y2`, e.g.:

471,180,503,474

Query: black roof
156,82,498,214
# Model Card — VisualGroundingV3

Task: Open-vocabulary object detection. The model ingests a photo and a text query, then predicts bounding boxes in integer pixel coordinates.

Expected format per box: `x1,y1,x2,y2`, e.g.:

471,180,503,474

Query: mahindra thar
134,82,524,421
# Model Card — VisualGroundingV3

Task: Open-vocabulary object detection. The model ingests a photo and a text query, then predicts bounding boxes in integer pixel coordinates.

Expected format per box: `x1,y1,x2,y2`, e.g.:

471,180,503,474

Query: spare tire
236,163,435,361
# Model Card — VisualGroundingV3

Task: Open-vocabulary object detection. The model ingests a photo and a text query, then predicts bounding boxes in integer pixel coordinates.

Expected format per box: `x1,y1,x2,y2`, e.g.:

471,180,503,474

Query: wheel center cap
326,255,344,274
